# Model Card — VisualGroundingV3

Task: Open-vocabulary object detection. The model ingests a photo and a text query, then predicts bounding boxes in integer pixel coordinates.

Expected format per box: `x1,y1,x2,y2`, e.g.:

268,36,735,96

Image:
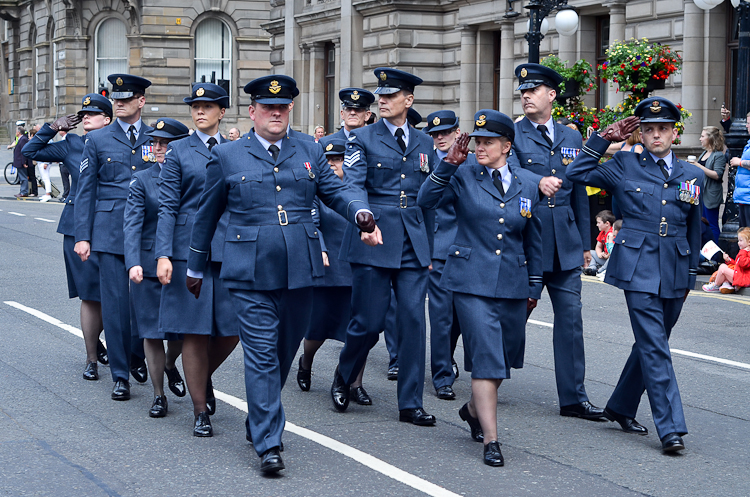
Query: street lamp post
519,0,579,63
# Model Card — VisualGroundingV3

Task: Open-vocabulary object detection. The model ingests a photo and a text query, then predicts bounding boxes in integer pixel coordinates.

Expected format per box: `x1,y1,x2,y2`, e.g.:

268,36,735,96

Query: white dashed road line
34,217,55,223
8,211,25,216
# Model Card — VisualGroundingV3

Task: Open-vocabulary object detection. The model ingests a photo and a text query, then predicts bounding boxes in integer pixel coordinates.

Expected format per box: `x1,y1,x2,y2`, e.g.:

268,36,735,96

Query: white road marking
528,319,553,328
35,217,55,223
8,211,25,216
3,301,460,497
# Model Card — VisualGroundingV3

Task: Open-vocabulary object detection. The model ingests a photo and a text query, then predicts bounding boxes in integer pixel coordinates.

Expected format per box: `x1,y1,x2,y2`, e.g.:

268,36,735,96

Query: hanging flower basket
540,55,597,104
597,38,681,96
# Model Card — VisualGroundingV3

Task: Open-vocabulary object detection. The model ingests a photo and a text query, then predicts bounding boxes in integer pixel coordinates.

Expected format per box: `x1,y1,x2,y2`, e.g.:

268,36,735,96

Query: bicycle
4,162,19,185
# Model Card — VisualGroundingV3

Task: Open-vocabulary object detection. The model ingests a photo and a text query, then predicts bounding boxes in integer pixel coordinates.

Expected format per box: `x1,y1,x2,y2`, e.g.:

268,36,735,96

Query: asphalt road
1,172,749,496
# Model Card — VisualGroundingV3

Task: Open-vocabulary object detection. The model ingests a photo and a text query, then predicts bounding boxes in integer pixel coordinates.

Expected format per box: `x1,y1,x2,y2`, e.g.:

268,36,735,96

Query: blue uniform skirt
63,235,101,301
131,275,180,340
453,293,526,379
305,286,351,342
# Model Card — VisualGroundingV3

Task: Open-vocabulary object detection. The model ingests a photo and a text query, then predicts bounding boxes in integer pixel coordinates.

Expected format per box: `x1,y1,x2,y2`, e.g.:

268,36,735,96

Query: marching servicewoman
418,110,543,466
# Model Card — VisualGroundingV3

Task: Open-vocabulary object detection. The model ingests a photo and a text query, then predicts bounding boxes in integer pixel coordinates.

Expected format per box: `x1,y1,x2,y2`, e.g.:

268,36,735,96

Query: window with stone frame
194,18,232,102
95,18,128,91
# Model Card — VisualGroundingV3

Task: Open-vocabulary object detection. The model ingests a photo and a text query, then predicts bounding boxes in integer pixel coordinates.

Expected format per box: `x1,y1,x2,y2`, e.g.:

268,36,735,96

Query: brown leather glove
445,132,470,165
186,276,203,299
356,211,376,233
50,114,82,132
600,116,640,142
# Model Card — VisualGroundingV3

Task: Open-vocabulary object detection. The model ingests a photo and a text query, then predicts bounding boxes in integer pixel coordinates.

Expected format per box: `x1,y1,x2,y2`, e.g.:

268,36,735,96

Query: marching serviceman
124,118,189,418
331,67,437,426
507,63,605,421
418,110,543,467
74,74,154,401
22,94,111,379
330,88,375,140
186,75,376,474
155,83,240,437
567,98,702,453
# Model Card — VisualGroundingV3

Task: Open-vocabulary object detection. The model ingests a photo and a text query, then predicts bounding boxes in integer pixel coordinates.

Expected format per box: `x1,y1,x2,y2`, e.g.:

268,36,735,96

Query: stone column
498,20,515,116
557,29,577,66
459,26,477,130
298,43,310,132
308,43,326,135
340,0,364,88
606,1,626,106
681,0,705,142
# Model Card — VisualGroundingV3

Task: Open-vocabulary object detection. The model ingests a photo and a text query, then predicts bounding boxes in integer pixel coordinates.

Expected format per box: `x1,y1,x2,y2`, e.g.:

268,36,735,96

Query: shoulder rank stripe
344,150,361,167
79,158,89,173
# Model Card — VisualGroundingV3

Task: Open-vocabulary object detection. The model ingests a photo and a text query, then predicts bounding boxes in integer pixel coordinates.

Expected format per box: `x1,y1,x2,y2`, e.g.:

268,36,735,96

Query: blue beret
469,109,515,142
108,74,151,99
634,97,681,123
340,88,375,108
78,93,112,118
184,83,229,108
373,67,423,95
424,110,458,134
515,63,563,91
244,75,299,104
146,118,190,140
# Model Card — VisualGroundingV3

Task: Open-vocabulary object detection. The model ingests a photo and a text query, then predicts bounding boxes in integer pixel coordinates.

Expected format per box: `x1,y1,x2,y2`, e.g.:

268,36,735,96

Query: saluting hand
600,116,640,142
445,133,470,165
50,114,82,132
186,276,203,299
157,258,173,285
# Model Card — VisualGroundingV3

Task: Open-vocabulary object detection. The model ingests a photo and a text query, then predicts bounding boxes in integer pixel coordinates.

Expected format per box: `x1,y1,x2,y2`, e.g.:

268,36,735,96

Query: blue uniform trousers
384,288,398,368
607,291,687,439
534,268,589,406
230,287,313,456
429,259,461,389
339,264,428,410
97,252,132,382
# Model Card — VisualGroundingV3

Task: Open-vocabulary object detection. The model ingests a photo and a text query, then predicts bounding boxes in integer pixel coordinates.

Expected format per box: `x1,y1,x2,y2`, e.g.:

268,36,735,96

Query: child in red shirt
583,210,615,276
703,227,750,293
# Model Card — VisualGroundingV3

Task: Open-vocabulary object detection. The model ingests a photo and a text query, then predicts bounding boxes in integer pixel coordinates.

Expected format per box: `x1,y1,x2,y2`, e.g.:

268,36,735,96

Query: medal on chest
519,197,532,218
419,153,430,173
142,144,155,162
560,147,579,166
679,181,700,205
304,162,315,179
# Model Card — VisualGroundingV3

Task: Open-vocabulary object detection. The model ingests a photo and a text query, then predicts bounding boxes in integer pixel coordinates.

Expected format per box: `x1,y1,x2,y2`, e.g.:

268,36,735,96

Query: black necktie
128,125,137,146
395,128,406,153
268,144,280,162
207,137,217,152
492,169,505,197
657,159,669,179
537,124,553,147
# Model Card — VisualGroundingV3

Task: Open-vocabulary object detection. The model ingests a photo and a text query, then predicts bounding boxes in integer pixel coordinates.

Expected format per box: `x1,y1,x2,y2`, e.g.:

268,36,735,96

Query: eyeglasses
151,138,172,147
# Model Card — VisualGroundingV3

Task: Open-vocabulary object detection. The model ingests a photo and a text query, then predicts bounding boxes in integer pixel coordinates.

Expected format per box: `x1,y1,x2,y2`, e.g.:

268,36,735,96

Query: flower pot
646,77,666,92
555,79,580,104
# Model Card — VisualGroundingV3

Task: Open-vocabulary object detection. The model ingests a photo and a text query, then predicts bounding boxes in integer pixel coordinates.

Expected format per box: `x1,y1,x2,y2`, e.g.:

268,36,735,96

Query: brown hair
626,128,641,146
702,126,724,152
596,209,615,226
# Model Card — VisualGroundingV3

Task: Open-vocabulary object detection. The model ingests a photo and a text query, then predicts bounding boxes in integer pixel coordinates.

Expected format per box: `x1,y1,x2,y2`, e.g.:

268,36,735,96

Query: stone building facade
265,0,738,148
0,0,273,133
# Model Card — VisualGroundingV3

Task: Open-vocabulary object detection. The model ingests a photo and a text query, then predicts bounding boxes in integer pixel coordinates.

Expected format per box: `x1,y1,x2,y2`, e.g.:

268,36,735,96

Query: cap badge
196,87,205,97
432,117,441,126
156,121,165,130
351,91,360,101
269,80,281,95
83,96,91,105
380,71,387,81
116,77,123,86
650,101,662,113
520,68,528,78
476,115,487,127
326,143,333,151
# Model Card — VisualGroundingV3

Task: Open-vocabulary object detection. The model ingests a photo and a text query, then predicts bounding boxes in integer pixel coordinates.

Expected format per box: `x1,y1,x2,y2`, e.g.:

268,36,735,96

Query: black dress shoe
297,355,311,392
330,366,350,412
165,367,186,397
459,403,484,442
350,386,372,405
130,355,148,384
661,433,685,453
111,380,130,401
436,385,456,400
583,267,598,276
96,340,109,365
451,359,459,379
483,441,504,467
399,408,436,426
149,395,168,418
560,401,607,421
260,447,285,474
206,378,216,415
603,407,648,435
387,365,399,381
83,361,98,381
193,412,213,437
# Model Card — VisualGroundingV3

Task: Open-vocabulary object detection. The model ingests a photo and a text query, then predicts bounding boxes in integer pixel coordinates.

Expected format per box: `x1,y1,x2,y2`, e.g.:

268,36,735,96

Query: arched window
194,19,231,101
95,18,128,91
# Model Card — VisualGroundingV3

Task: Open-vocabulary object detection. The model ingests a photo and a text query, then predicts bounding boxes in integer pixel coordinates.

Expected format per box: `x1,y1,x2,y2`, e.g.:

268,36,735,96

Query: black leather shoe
459,403,484,442
83,361,98,381
111,380,130,401
149,395,168,418
560,401,607,421
603,407,648,435
96,340,108,365
130,355,148,384
452,359,459,379
387,365,399,381
350,386,372,405
165,367,186,397
330,366,350,412
436,385,456,400
583,267,597,276
206,378,216,415
193,412,213,437
399,408,436,426
661,433,685,453
260,447,285,474
483,441,504,467
297,355,311,392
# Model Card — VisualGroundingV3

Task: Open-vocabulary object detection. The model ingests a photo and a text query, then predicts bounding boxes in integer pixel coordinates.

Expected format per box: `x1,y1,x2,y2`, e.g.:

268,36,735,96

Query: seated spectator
605,128,644,156
703,227,750,294
583,209,615,276
597,219,621,281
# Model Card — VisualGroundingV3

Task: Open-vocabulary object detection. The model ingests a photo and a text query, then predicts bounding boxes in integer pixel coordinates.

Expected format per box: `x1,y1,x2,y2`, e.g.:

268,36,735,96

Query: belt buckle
547,195,556,208
278,209,289,226
400,192,408,209
659,221,668,237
